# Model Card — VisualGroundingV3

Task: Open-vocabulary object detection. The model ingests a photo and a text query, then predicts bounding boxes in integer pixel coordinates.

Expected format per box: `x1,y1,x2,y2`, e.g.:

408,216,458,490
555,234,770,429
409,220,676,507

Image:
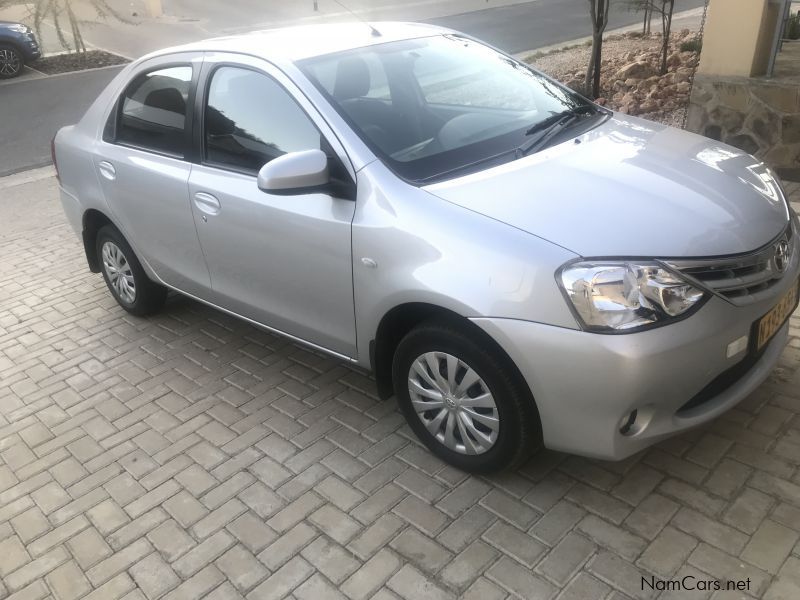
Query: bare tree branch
14,0,130,56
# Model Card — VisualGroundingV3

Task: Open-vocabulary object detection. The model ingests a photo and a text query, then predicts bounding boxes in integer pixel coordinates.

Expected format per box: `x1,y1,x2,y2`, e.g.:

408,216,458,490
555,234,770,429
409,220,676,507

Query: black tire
0,44,23,79
392,319,541,473
96,225,167,316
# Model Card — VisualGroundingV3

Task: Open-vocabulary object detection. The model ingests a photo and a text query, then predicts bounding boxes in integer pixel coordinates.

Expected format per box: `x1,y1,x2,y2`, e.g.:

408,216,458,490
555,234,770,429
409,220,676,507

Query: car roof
148,21,453,65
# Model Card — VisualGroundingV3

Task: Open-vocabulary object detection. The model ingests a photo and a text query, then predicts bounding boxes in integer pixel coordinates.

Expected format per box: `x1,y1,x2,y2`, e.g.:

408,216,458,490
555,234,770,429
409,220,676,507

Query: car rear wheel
0,45,23,79
392,320,541,472
96,225,167,316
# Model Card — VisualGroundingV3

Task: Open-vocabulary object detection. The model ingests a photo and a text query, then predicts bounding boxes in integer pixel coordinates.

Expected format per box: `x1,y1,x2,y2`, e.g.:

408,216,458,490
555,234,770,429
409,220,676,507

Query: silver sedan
54,22,799,472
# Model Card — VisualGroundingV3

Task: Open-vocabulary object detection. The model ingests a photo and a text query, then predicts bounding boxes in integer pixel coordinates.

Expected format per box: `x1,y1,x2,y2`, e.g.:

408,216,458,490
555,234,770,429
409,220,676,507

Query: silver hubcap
0,49,21,76
101,241,136,304
408,352,499,455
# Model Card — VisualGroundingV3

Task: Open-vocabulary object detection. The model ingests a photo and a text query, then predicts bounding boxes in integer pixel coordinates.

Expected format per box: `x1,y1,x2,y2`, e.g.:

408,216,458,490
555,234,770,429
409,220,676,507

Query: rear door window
115,65,193,156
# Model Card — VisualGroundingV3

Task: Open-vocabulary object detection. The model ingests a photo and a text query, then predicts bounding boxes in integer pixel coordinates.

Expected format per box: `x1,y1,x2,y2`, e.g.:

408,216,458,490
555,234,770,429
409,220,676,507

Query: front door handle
98,161,116,181
194,192,221,215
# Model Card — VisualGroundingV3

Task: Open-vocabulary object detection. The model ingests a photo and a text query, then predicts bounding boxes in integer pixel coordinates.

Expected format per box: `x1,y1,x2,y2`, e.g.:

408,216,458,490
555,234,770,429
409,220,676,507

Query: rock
639,100,659,113
595,97,607,106
565,77,585,92
709,105,744,132
725,133,760,154
748,108,780,145
667,52,682,68
704,124,723,141
614,61,658,81
780,114,800,144
674,71,690,83
676,81,691,94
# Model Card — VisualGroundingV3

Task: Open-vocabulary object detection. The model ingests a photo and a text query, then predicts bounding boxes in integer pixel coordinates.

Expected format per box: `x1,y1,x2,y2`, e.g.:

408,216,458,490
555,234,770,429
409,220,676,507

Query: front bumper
471,251,799,460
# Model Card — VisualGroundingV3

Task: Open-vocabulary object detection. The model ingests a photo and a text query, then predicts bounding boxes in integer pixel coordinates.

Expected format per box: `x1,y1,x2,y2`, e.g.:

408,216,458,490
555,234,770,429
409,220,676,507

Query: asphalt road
0,67,123,177
432,0,707,54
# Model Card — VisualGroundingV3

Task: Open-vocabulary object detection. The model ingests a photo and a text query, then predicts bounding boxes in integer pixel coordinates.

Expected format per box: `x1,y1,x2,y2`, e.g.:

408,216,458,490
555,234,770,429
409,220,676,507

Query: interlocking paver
483,520,546,568
215,544,269,593
129,553,180,600
66,527,113,570
246,556,313,600
3,171,800,599
258,522,317,571
438,540,497,591
147,520,196,562
0,535,32,578
637,525,697,578
486,556,556,599
10,507,51,544
688,543,771,596
536,531,595,585
45,560,92,600
341,548,401,600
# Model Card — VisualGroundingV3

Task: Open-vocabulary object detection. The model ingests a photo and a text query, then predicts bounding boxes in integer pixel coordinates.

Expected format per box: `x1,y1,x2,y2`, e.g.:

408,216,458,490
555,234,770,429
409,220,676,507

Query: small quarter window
116,65,192,156
204,66,322,173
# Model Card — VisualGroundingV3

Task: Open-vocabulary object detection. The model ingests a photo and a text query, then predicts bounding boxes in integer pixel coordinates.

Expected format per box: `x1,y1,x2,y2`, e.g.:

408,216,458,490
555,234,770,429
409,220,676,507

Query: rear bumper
16,34,41,61
59,187,83,237
471,257,799,460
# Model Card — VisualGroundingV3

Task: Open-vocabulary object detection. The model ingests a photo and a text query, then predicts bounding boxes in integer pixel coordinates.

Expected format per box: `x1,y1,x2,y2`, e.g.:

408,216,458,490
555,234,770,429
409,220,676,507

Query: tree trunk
591,32,603,97
659,0,675,74
585,0,610,99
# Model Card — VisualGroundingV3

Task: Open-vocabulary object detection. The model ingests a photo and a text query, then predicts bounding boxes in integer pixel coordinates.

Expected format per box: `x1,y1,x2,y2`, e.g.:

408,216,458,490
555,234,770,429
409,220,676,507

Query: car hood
423,115,789,258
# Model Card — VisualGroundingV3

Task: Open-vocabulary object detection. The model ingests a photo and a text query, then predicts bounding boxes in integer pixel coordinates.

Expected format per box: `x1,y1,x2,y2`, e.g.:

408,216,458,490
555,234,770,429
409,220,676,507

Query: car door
188,53,358,357
94,52,211,296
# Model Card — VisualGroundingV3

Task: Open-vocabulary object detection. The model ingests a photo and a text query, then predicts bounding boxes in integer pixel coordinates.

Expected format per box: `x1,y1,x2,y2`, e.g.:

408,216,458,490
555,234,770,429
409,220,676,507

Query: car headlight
558,261,707,332
7,24,30,33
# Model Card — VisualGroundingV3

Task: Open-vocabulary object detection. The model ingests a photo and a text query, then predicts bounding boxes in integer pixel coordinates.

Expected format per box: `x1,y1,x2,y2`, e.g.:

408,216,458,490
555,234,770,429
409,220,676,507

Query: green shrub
786,12,800,40
679,39,702,53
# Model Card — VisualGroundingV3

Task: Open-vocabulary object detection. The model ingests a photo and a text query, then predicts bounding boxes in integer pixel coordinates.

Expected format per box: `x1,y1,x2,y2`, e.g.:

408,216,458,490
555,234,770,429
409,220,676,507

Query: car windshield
299,34,597,183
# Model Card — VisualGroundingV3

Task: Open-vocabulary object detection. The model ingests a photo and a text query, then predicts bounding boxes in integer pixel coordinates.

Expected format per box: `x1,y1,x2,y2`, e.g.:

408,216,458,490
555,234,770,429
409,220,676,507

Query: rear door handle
98,161,116,181
193,192,221,215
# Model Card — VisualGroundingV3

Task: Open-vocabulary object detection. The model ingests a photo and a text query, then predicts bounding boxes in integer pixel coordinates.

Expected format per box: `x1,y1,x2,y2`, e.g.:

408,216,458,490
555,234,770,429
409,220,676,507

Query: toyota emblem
774,240,790,274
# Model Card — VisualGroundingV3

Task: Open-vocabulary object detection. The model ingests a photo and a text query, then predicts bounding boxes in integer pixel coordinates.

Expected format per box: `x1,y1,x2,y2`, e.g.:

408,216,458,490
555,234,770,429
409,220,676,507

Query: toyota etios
54,23,799,472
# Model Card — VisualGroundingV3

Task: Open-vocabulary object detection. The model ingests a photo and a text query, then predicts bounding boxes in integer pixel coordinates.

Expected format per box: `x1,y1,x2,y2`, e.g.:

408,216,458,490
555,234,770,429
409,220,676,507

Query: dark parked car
0,21,41,79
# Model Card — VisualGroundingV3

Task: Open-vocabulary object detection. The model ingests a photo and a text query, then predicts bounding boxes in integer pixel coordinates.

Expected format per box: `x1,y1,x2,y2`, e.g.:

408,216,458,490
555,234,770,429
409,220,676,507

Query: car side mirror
257,149,330,194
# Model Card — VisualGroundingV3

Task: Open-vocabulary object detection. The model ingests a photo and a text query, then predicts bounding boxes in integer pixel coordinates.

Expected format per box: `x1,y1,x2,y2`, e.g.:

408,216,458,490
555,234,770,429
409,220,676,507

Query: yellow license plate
756,280,800,351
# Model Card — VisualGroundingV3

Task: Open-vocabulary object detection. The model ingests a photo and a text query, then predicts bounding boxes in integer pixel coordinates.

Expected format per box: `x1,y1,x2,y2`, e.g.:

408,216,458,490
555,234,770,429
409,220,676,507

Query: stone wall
686,75,800,178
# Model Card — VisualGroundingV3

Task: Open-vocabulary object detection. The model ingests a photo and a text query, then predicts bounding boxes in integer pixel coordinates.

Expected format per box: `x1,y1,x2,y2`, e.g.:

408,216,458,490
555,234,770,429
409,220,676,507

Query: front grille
666,224,794,305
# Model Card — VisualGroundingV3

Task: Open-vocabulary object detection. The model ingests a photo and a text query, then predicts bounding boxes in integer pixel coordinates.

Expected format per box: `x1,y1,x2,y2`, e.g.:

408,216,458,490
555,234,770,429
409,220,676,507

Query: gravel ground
526,32,695,127
525,35,660,80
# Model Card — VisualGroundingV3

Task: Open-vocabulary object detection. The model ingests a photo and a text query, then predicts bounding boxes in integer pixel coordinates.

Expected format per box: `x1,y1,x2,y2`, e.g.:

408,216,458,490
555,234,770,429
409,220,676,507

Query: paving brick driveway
2,170,800,600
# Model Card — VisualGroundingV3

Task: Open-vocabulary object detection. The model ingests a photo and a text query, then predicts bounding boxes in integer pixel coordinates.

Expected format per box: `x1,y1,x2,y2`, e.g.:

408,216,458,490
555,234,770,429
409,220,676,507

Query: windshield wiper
516,105,598,158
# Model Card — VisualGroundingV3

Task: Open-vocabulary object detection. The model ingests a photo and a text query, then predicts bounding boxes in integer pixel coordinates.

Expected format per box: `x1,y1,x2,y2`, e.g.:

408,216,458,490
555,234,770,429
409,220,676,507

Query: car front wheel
0,45,23,79
392,320,541,472
96,225,167,316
